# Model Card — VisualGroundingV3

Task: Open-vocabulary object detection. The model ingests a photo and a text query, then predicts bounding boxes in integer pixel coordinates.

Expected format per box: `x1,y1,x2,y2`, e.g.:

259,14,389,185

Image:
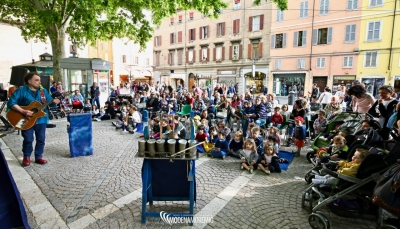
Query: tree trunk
48,26,66,83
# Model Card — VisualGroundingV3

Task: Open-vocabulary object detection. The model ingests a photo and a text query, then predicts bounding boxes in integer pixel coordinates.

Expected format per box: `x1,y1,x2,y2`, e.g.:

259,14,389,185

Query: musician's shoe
35,158,48,165
22,157,30,167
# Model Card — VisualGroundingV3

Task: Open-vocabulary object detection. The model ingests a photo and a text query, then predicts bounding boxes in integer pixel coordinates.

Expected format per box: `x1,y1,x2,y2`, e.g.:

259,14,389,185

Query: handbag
372,162,400,217
216,109,227,118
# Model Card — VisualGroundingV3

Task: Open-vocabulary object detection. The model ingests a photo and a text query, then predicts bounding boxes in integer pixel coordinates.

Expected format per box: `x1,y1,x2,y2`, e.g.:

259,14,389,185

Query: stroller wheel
305,173,315,184
306,151,315,163
308,212,330,229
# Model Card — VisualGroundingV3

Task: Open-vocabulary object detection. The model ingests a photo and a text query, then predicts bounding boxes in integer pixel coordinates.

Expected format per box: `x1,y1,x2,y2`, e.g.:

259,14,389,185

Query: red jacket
271,113,283,125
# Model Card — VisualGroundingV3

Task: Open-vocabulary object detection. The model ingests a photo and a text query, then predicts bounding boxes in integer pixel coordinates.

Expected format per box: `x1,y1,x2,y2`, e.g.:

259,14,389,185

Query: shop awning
170,74,185,79
272,71,307,75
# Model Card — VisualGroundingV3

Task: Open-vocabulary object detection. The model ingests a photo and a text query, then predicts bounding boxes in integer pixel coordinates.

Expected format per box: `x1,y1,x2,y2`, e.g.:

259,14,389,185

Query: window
135,57,139,65
234,0,240,10
271,33,287,49
170,18,174,25
300,1,309,18
320,0,330,15
146,58,150,66
343,56,354,68
316,58,326,68
253,16,261,31
232,44,239,60
200,26,208,39
276,9,284,22
312,27,332,45
189,28,196,41
178,15,182,23
201,47,208,61
345,24,356,42
216,46,222,61
178,50,183,65
178,31,182,43
103,42,108,50
297,59,306,69
155,52,160,66
155,36,161,46
170,32,176,44
274,60,282,69
367,21,381,41
364,51,378,67
189,12,194,21
169,52,174,65
217,22,225,36
122,55,126,63
370,0,383,7
188,49,194,62
294,30,307,47
347,0,358,10
233,19,240,34
248,42,263,59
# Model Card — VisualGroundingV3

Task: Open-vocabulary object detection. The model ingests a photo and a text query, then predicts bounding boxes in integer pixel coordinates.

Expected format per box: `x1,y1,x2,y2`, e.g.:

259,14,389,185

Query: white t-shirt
335,91,346,108
243,149,252,158
131,111,141,123
318,92,332,104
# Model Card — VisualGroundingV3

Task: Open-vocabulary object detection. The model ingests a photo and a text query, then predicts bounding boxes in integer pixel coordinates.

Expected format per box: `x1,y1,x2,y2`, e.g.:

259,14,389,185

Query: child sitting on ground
91,105,99,120
293,116,306,157
210,131,229,159
161,118,172,139
195,125,208,154
313,109,328,137
280,104,291,120
246,122,256,139
271,107,284,128
312,148,370,184
95,107,105,121
209,126,219,144
266,135,280,155
232,106,243,131
244,101,255,123
228,130,244,158
257,144,281,174
239,139,258,174
151,117,161,139
250,126,264,157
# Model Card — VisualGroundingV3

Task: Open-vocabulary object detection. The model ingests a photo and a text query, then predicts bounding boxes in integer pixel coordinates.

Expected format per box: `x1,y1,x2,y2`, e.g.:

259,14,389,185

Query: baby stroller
48,91,66,120
301,140,399,229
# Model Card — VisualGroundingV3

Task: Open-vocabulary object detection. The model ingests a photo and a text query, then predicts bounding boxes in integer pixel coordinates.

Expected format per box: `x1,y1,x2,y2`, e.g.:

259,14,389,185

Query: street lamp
250,38,261,93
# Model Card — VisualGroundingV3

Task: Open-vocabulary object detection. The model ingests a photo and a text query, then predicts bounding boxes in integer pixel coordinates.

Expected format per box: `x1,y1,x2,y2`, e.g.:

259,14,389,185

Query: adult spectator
234,83,239,95
228,84,235,98
325,95,342,117
50,82,57,94
310,83,320,101
206,83,212,99
344,90,353,112
253,96,267,127
89,82,101,108
262,85,268,96
146,92,159,114
102,101,115,120
71,89,84,111
287,99,307,142
317,87,333,109
244,91,253,103
335,85,346,112
348,85,375,114
231,94,242,109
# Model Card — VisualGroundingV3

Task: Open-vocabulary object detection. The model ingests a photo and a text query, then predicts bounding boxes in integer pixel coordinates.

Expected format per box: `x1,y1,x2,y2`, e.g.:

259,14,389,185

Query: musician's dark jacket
7,85,53,125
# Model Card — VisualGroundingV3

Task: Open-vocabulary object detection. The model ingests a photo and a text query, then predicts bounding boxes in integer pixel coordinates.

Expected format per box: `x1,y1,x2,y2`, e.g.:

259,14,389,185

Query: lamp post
250,38,261,94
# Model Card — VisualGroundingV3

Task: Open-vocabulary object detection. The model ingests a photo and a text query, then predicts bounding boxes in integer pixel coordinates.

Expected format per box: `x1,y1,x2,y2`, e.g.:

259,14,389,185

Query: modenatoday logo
160,211,213,225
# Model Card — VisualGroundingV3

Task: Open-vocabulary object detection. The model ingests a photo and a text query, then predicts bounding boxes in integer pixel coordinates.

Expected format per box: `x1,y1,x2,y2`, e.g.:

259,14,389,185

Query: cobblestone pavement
2,118,378,229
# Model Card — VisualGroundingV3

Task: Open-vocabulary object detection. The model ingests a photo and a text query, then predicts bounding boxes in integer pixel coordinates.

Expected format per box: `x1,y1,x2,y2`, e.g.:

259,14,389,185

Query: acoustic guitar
7,100,54,130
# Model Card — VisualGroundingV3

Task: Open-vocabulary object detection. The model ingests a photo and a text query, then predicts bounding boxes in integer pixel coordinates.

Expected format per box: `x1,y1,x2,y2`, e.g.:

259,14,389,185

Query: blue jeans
92,97,100,108
211,149,227,158
21,123,47,159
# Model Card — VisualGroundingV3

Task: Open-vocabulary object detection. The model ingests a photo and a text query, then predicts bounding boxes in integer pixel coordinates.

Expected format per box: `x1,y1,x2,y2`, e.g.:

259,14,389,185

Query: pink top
352,94,375,114
231,100,241,108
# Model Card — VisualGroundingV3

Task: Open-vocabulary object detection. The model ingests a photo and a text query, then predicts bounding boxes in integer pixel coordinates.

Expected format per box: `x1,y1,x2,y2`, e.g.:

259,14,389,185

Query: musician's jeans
21,123,47,159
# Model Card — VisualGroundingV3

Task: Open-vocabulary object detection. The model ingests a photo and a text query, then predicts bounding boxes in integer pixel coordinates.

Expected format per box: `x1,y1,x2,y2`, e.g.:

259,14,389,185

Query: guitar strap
40,89,47,104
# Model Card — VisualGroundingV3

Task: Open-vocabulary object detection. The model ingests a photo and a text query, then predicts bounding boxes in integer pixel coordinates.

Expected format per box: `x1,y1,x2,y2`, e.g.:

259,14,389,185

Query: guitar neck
37,99,54,110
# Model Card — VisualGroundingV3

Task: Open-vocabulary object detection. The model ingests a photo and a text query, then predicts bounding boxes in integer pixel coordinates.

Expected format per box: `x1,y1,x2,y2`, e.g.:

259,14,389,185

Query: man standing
310,83,320,101
8,72,60,167
50,82,57,94
90,82,100,108
334,85,346,112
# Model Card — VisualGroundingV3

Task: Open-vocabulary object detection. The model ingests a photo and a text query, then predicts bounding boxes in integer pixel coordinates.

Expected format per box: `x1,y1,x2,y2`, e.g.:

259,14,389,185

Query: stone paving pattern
2,118,378,228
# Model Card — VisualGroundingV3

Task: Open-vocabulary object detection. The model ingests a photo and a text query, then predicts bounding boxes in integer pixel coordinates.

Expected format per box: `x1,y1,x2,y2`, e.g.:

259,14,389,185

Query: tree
0,0,286,82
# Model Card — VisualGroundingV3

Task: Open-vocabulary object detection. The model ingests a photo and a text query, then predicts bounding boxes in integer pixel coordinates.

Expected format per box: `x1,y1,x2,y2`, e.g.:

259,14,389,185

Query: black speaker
0,90,7,101
40,75,50,91
10,67,28,86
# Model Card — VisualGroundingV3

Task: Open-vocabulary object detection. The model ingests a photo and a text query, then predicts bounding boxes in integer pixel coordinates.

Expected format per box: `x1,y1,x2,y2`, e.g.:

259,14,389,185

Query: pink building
270,0,361,97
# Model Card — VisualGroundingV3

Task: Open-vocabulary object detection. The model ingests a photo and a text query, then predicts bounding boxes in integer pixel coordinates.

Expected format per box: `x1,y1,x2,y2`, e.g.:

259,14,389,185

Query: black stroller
48,92,66,120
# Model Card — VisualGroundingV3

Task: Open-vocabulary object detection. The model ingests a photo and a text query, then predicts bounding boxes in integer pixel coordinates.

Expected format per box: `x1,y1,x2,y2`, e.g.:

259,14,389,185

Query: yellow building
88,40,114,84
357,0,400,97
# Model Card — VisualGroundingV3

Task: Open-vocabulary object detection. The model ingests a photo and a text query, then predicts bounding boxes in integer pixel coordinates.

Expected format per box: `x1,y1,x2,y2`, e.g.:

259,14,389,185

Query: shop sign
333,76,356,80
94,70,108,73
199,75,212,78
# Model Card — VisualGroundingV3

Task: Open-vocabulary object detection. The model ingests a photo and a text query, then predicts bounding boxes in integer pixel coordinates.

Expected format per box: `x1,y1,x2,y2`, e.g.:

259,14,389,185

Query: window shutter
297,59,301,68
193,50,196,63
312,29,318,45
229,46,232,60
283,33,287,48
271,34,276,49
258,42,263,58
160,35,162,46
260,14,264,30
320,0,324,14
276,9,280,21
168,53,170,65
372,52,377,66
206,26,209,38
325,0,330,14
239,44,243,59
347,0,352,10
170,33,173,44
213,48,216,61
216,24,219,36
236,19,240,33
365,52,371,66
353,0,358,9
367,22,373,40
300,2,304,18
349,57,353,66
345,25,350,42
186,51,188,63
222,22,226,35
233,20,237,34
189,29,191,41
222,47,225,60
294,31,299,47
327,27,333,44
322,58,325,67
304,1,309,17
199,27,202,39
193,29,196,40
351,24,356,41
374,22,380,40
248,44,252,59
178,31,182,43
280,11,284,21
207,48,210,61
249,17,253,32
317,58,320,68
154,37,156,47
302,30,307,46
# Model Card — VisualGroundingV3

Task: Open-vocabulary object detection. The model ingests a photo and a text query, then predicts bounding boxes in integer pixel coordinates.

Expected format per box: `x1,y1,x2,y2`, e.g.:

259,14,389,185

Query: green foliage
254,0,287,10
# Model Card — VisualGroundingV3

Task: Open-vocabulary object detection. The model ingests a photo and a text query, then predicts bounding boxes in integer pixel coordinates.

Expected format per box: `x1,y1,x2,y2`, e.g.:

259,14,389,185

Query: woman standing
348,85,375,115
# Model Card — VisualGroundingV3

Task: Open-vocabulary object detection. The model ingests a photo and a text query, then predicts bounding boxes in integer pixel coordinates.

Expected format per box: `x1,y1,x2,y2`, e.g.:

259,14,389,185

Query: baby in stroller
311,148,370,185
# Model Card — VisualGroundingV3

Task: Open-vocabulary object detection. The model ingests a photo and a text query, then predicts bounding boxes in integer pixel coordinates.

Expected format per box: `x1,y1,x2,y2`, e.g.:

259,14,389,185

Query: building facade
152,0,272,94
270,0,362,97
357,0,400,97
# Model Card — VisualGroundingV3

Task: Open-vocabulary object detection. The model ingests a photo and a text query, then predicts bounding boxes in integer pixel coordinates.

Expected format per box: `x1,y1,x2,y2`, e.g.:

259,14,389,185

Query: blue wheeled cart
141,158,196,224
67,113,93,157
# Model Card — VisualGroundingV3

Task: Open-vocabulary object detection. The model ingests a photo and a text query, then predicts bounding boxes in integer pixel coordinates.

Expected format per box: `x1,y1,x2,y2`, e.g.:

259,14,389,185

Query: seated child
95,107,105,121
266,135,279,155
268,126,281,148
243,101,255,123
91,105,99,120
151,117,161,139
161,118,172,139
316,135,349,161
250,126,264,157
280,104,291,121
293,116,306,157
257,144,281,174
228,130,244,158
246,122,256,139
313,110,328,136
271,107,284,128
209,126,219,144
312,148,370,184
210,131,229,159
232,106,244,130
239,139,258,174
195,125,208,153
201,119,209,135
83,99,92,113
